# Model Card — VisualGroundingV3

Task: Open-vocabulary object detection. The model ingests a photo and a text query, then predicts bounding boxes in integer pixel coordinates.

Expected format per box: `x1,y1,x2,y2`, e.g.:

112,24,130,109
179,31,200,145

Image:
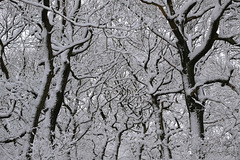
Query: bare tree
140,0,240,158
1,0,240,159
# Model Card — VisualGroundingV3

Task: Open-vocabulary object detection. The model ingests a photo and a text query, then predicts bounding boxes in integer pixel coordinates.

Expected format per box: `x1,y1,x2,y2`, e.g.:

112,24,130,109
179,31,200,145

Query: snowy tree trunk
99,136,109,160
113,129,124,160
23,28,54,159
152,95,172,160
136,123,147,160
44,50,71,146
179,40,205,158
23,1,54,159
0,40,9,79
50,51,70,142
185,94,205,159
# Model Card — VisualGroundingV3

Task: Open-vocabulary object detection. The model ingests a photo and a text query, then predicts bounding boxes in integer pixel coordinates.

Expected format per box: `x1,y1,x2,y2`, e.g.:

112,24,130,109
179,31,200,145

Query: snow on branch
189,0,233,63
0,100,16,119
140,0,170,18
154,88,183,96
10,0,134,31
190,70,239,95
70,57,121,81
53,29,92,56
150,27,177,48
187,5,215,22
3,25,25,46
177,0,197,18
0,130,26,143
147,69,174,95
216,33,240,46
72,30,93,56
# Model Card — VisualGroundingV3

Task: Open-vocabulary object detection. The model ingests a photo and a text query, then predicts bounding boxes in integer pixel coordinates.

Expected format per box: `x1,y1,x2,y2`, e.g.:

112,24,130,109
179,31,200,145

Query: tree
140,0,240,158
0,0,240,159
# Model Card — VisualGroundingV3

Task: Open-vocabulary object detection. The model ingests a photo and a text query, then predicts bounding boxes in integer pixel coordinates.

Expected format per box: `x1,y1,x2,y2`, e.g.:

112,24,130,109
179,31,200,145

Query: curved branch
0,39,9,79
191,70,239,95
187,5,215,22
216,33,240,46
140,0,169,18
0,100,16,119
0,130,26,143
190,0,233,64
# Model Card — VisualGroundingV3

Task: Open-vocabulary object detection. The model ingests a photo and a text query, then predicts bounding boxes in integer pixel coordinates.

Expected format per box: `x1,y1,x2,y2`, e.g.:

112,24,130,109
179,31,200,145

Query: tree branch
190,70,239,95
140,0,169,18
189,0,232,64
187,5,215,22
216,33,240,46
0,100,16,119
0,130,26,143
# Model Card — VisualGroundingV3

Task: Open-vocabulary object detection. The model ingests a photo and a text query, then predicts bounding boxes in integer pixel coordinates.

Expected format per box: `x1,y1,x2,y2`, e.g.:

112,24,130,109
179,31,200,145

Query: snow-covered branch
3,25,25,46
155,87,183,96
189,0,233,63
11,0,135,31
0,129,26,143
190,70,239,95
216,33,240,46
187,5,215,22
150,27,177,48
0,100,16,119
53,29,92,56
140,0,170,18
177,0,197,18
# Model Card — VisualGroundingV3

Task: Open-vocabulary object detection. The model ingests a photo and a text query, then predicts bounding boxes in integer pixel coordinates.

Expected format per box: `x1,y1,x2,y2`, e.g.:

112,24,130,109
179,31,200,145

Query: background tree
139,0,240,158
0,0,240,160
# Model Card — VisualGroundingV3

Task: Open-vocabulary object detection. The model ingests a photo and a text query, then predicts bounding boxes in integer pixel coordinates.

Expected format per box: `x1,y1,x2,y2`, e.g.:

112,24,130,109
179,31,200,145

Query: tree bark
23,29,54,159
45,50,71,143
23,0,54,159
178,41,205,158
152,95,172,159
0,40,9,79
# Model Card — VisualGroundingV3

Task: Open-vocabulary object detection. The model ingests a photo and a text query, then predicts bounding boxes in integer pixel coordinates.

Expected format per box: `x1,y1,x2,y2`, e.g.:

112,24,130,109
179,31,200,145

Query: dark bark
137,122,148,160
177,41,205,139
25,0,54,159
25,41,54,160
152,95,172,159
49,53,71,143
177,41,205,158
114,127,129,160
0,40,9,79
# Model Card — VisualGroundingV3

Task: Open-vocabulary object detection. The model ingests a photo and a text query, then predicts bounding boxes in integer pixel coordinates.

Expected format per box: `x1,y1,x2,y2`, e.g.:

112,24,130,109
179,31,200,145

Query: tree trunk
178,40,205,158
23,30,54,159
23,1,54,158
0,40,9,79
152,95,172,160
136,123,147,160
45,50,71,144
186,95,205,159
113,129,125,160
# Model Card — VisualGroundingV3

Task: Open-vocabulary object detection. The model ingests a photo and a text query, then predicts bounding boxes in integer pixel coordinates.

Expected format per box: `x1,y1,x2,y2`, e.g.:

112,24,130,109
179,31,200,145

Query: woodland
0,0,240,159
